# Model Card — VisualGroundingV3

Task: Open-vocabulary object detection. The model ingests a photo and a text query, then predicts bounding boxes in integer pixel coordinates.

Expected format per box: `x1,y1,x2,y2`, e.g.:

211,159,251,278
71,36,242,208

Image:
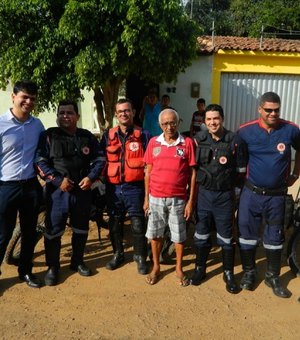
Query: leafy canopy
0,0,199,125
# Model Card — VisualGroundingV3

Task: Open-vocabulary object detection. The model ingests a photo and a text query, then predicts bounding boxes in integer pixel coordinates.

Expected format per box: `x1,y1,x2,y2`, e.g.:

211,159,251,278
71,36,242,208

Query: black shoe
264,274,291,298
133,255,148,275
240,270,257,291
19,274,42,288
44,267,59,286
106,252,125,271
190,266,206,286
70,263,92,277
223,270,239,294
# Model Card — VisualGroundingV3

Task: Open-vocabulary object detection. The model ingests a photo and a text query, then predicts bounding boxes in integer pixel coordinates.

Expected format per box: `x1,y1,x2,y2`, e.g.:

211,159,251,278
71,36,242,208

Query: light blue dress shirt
0,109,44,181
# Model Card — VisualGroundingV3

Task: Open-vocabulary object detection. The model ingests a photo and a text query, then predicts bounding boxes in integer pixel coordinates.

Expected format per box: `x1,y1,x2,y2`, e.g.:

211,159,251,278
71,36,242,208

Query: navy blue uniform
35,127,102,269
238,119,300,250
194,129,246,249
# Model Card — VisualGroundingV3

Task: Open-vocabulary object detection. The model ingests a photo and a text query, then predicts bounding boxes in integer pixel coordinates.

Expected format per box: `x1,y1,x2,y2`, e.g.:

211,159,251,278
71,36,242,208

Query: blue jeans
106,182,144,218
0,179,42,275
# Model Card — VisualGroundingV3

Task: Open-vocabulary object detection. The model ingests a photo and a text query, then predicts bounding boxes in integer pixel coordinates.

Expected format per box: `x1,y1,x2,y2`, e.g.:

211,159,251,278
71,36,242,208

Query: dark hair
205,104,224,119
115,98,134,109
13,80,38,95
259,92,281,106
197,98,206,105
162,94,170,100
58,99,79,114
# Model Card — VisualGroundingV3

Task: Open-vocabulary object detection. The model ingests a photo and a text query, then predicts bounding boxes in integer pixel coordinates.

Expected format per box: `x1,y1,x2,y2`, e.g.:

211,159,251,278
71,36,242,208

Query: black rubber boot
44,237,61,286
131,216,148,275
222,247,239,294
44,267,59,286
106,217,125,270
70,233,91,276
190,246,211,286
240,248,257,291
264,249,291,298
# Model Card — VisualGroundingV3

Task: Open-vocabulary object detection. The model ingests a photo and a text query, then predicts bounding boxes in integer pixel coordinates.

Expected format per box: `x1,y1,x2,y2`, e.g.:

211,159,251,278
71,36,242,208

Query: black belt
245,181,287,196
0,177,37,185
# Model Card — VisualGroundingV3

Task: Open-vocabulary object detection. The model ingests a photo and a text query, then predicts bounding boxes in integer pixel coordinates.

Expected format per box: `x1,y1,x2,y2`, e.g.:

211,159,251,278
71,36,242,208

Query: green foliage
185,0,300,38
0,0,199,125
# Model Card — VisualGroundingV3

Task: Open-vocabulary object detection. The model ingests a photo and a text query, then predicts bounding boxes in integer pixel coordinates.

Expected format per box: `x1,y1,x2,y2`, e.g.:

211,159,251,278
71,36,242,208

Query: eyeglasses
262,107,280,114
160,121,177,128
116,109,132,114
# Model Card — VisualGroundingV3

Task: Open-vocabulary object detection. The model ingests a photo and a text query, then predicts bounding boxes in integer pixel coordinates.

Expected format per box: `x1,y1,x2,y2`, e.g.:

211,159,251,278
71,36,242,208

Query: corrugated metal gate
220,73,300,132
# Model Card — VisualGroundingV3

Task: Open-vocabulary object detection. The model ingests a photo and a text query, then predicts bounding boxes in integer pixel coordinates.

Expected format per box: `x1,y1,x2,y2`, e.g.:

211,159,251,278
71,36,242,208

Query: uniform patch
82,146,90,155
176,148,185,157
153,146,161,156
219,156,227,164
277,143,286,153
129,142,139,152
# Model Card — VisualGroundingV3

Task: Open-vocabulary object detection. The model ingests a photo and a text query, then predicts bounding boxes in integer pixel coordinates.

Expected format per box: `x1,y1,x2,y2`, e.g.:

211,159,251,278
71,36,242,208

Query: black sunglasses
262,107,280,114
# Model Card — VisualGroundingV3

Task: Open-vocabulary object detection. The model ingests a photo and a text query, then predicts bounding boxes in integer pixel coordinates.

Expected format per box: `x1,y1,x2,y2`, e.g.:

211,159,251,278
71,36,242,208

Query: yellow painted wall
211,51,300,102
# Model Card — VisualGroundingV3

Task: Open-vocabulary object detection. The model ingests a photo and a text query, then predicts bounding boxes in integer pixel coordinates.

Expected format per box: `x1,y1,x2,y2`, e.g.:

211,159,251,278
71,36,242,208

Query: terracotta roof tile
197,36,300,53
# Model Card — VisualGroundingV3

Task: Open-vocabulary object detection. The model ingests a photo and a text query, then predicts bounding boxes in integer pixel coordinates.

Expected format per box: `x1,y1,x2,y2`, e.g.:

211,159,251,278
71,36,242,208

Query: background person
99,98,151,275
237,91,300,298
139,91,162,136
190,104,246,294
190,98,206,136
35,100,102,286
144,108,196,286
0,80,44,288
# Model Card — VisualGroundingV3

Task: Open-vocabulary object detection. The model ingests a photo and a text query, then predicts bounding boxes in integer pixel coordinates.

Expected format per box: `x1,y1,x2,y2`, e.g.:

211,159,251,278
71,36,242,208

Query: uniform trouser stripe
263,243,283,250
194,232,210,240
217,233,232,245
239,237,258,246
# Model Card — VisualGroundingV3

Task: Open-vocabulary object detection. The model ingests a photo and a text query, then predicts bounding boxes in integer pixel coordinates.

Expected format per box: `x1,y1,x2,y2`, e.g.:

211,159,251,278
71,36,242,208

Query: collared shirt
155,132,184,147
238,118,300,188
0,109,44,181
144,133,196,199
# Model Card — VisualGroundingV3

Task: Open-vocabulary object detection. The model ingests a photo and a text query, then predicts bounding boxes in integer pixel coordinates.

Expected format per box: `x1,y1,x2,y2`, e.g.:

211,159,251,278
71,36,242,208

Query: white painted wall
0,87,98,133
160,55,213,132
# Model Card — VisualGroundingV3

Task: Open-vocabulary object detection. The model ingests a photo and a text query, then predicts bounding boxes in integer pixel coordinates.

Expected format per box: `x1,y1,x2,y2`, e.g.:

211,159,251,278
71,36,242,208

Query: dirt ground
0,216,300,340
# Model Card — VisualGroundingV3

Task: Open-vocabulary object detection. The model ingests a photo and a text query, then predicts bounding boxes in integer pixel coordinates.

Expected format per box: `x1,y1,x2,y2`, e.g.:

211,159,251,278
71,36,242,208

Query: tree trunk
93,78,123,134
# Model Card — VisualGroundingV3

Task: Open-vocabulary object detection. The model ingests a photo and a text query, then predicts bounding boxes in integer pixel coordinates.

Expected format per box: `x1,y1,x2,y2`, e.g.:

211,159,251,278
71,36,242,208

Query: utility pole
190,0,194,19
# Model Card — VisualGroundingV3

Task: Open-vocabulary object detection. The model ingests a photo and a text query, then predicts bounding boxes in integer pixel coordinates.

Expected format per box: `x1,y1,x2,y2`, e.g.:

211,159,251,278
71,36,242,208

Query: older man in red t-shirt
143,108,196,286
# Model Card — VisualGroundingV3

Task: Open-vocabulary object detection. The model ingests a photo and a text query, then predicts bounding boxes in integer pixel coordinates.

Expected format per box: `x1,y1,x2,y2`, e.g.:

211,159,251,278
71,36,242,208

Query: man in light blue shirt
0,80,44,288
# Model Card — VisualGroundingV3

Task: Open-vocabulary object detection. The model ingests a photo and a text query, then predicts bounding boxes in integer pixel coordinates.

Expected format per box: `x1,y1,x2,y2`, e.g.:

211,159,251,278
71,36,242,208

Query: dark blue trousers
238,186,285,250
194,187,234,249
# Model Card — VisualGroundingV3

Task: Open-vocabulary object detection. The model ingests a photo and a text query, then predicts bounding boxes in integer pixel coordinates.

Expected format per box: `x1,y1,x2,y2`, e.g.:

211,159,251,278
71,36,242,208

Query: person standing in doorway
190,98,206,136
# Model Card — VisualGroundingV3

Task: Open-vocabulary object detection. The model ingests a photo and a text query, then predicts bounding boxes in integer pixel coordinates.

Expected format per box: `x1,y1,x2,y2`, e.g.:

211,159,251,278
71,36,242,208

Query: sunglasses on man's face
262,107,280,114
